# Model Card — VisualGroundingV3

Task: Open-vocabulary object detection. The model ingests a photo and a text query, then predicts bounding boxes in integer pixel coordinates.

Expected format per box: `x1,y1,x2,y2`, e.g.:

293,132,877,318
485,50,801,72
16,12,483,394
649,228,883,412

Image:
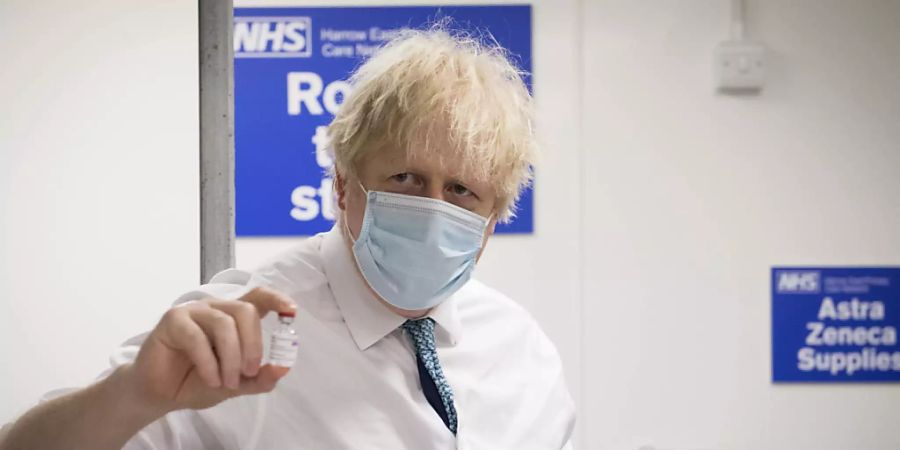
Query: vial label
269,328,299,367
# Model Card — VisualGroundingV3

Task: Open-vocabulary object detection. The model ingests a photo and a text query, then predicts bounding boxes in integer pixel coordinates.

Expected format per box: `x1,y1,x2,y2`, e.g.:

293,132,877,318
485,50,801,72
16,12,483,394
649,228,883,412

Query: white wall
581,1,900,449
3,1,900,449
0,0,200,423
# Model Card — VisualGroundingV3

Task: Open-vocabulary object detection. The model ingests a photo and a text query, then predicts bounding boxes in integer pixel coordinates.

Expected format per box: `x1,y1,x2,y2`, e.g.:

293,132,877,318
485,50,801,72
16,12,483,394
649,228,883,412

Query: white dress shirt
61,226,575,449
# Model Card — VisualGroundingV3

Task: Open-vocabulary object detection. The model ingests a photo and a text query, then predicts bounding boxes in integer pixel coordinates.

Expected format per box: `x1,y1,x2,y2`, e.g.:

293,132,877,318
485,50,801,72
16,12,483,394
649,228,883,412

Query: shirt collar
320,224,462,350
427,292,462,347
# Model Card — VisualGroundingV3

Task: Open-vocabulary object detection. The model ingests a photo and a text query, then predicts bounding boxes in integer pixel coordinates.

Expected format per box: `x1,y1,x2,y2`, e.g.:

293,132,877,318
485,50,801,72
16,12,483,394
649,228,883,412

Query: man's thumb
237,364,290,395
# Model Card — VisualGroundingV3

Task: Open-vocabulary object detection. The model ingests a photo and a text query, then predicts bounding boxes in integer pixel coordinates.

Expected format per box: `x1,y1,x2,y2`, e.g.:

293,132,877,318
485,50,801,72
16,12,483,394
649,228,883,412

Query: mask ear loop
477,208,496,234
343,180,370,242
342,210,356,242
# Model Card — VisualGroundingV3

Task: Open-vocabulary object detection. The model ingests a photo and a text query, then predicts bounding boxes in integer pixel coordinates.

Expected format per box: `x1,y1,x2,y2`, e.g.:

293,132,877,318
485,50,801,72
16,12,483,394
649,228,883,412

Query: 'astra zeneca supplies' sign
234,6,534,236
772,267,900,382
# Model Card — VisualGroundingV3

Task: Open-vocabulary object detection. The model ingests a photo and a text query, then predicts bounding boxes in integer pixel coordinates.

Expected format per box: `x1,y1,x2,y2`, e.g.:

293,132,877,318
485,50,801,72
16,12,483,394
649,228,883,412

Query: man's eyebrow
442,175,470,186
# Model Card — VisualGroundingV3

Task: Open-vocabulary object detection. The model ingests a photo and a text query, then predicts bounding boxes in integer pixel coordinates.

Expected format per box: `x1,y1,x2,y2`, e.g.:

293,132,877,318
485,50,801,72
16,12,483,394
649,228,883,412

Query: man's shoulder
251,233,328,284
456,278,530,318
218,233,333,312
253,232,326,270
454,279,546,342
173,234,329,308
454,279,567,381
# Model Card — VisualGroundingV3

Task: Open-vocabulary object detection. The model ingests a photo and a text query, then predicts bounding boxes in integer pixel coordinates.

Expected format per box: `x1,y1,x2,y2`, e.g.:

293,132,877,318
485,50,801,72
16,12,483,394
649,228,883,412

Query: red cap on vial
278,311,296,318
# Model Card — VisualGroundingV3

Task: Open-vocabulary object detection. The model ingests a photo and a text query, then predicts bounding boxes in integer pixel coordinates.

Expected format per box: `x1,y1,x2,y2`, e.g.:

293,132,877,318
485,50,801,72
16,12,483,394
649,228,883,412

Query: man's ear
335,172,347,211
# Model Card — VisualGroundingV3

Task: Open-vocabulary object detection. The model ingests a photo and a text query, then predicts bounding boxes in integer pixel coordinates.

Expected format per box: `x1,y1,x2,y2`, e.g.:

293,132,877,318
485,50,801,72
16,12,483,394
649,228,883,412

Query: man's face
336,143,499,255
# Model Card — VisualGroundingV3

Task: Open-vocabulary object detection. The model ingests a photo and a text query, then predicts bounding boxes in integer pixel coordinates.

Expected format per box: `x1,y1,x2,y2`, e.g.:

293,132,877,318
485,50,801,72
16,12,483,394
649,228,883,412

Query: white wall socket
714,40,767,93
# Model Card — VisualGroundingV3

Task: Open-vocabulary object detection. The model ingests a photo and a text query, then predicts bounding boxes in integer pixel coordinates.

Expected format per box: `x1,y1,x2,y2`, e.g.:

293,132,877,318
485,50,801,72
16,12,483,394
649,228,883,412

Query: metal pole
199,0,235,284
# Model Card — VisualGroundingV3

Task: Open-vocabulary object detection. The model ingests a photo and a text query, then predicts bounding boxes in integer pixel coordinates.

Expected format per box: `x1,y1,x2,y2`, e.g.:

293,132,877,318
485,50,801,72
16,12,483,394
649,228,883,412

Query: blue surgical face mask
346,183,490,311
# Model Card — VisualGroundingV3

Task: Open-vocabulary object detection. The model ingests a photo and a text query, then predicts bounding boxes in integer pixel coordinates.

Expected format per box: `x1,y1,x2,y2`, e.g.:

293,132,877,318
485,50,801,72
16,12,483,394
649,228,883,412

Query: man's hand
127,286,297,413
0,286,298,450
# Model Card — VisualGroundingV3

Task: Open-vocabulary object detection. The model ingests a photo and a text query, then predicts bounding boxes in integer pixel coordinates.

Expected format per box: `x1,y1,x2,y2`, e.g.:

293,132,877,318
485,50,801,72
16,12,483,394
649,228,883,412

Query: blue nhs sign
233,6,534,237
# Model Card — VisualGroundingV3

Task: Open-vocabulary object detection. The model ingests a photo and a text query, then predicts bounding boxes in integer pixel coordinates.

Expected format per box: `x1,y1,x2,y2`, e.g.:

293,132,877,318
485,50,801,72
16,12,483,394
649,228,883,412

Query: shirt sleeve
32,268,261,449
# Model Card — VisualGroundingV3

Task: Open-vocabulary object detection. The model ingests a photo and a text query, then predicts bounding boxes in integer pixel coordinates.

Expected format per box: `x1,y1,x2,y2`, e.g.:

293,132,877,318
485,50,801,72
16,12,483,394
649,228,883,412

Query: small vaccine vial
268,311,299,367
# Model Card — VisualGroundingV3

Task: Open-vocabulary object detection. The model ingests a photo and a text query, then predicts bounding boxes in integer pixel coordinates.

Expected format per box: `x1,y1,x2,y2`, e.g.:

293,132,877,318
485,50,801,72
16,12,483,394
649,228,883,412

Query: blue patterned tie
402,318,458,434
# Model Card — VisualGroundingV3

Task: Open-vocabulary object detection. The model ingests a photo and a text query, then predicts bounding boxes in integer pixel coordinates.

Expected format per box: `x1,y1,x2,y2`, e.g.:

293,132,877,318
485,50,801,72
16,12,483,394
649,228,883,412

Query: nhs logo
234,17,312,58
775,270,821,294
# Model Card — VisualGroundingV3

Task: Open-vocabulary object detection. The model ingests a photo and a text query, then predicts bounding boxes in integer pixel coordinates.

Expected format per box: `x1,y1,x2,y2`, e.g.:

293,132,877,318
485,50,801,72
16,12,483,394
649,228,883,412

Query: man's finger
239,286,296,317
162,309,222,388
190,308,243,390
237,364,290,396
207,300,264,377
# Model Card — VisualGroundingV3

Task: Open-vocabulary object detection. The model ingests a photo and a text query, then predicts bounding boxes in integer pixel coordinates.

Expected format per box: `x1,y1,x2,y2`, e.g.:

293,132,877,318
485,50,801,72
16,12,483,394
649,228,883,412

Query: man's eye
391,173,412,183
450,184,473,197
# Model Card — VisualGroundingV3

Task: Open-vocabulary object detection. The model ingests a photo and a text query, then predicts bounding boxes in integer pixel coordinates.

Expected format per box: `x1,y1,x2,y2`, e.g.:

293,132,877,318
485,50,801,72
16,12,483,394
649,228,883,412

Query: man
0,27,575,449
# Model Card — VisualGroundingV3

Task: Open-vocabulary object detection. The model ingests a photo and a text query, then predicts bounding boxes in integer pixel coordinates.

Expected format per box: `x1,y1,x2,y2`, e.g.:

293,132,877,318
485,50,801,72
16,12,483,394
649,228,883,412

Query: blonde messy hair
327,25,536,222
